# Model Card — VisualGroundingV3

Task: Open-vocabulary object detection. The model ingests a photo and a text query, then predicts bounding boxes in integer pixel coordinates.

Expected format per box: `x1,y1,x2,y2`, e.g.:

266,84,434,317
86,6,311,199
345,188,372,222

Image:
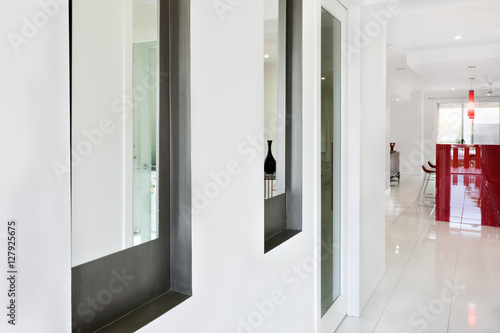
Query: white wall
390,89,479,178
358,6,387,309
0,0,321,331
139,0,320,332
389,91,424,176
0,0,391,331
264,62,278,148
0,0,71,332
133,3,157,43
385,89,391,192
422,92,438,169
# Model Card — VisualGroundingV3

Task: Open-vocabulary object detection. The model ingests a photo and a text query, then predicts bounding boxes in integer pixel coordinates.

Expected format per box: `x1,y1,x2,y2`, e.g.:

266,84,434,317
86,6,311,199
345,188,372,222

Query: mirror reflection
72,0,159,267
264,0,286,199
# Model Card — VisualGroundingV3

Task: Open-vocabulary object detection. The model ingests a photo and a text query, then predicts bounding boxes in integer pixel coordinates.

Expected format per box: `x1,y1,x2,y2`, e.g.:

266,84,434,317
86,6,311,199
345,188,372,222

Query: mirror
264,0,286,199
72,0,159,267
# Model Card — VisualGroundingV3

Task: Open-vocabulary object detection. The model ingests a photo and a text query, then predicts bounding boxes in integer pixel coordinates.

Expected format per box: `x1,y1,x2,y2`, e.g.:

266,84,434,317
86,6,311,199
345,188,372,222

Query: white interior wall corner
358,5,387,312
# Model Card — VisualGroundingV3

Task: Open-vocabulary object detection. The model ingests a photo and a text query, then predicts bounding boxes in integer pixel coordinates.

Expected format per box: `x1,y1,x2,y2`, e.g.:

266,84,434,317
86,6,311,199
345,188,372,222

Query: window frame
437,100,500,145
71,1,192,332
264,0,303,253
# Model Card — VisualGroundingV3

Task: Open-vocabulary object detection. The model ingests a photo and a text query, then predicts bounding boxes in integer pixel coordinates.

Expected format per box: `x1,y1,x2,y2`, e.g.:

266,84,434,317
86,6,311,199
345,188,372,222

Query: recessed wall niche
263,0,303,253
71,0,191,332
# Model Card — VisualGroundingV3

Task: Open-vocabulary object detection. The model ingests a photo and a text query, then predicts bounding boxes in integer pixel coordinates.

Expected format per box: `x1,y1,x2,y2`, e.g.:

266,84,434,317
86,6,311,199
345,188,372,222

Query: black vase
264,140,277,174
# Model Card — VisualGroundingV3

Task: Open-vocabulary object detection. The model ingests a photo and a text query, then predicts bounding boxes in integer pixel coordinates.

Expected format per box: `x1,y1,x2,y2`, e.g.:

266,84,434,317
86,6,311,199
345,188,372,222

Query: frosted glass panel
133,41,158,245
438,103,462,144
466,102,500,144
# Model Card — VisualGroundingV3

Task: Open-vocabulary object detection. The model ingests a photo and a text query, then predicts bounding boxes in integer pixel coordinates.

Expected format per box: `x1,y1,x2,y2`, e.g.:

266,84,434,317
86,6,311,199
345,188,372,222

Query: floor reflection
436,144,500,227
336,175,500,333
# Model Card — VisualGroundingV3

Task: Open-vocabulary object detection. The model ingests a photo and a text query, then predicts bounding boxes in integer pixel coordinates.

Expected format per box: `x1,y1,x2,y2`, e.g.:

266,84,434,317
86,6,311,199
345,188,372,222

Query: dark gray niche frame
264,0,303,253
71,1,191,332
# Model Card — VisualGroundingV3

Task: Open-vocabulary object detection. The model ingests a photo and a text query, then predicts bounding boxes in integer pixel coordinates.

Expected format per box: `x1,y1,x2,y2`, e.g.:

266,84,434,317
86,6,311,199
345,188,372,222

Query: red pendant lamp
468,66,475,120
468,89,475,119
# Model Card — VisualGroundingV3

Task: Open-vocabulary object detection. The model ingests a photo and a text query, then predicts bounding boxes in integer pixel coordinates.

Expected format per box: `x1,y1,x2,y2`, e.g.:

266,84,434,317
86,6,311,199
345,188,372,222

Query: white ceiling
369,0,500,99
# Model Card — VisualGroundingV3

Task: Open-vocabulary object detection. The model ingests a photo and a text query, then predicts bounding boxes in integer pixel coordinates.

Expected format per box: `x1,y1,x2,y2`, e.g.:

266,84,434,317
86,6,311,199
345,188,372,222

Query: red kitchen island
436,144,500,227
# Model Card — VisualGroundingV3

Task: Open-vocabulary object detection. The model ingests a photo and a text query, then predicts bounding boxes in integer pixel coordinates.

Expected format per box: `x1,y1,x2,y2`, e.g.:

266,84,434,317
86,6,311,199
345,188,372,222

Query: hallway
336,176,500,332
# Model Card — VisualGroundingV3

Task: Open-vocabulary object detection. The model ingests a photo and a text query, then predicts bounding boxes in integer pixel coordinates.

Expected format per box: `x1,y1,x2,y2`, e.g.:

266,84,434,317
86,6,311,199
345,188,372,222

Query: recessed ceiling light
454,35,462,40
395,67,406,71
396,98,400,101
451,88,455,90
264,54,270,59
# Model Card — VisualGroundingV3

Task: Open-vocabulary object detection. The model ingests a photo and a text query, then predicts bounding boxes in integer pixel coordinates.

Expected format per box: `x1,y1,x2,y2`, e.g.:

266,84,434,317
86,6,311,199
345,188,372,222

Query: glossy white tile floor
335,176,500,333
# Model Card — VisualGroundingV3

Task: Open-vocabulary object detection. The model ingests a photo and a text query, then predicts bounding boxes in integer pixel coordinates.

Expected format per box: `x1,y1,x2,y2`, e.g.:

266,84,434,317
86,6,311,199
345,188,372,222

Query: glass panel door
321,6,341,317
320,1,347,331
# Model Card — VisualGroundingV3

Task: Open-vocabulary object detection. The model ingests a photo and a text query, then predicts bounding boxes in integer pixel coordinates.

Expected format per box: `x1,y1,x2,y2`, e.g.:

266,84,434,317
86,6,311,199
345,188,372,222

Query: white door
320,1,348,332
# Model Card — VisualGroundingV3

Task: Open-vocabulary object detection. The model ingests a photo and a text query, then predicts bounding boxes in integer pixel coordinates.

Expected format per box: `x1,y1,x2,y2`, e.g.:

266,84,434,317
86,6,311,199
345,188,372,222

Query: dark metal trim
71,1,191,332
265,229,301,253
169,0,192,295
94,292,190,333
264,194,287,239
284,0,303,232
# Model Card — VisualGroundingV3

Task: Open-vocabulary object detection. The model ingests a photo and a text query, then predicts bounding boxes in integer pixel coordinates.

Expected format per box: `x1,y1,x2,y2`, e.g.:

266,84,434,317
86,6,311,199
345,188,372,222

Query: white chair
417,165,436,204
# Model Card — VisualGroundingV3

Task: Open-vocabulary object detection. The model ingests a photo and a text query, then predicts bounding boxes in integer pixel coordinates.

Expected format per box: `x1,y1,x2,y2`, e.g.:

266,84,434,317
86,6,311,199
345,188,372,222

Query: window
437,101,500,144
263,0,303,253
437,103,462,144
467,102,500,144
71,1,192,332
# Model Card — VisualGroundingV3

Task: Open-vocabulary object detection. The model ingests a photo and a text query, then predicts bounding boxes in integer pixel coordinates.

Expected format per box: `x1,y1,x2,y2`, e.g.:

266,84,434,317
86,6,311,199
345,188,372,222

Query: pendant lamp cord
469,66,475,90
